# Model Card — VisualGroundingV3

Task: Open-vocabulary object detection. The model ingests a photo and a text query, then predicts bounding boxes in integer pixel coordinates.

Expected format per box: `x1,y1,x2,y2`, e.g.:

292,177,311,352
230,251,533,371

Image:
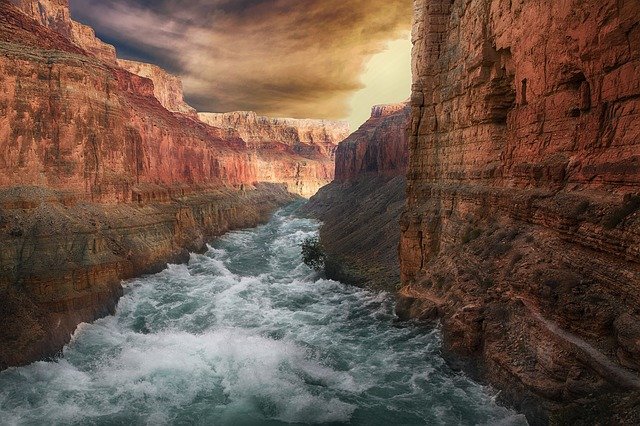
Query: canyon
2,0,639,423
396,0,640,423
0,0,345,369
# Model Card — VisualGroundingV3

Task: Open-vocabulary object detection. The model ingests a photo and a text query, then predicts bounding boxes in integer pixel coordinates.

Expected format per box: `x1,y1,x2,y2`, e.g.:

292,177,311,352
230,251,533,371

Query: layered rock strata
0,1,333,368
199,112,350,197
0,184,293,369
305,104,410,290
400,0,640,423
118,59,198,117
10,0,117,64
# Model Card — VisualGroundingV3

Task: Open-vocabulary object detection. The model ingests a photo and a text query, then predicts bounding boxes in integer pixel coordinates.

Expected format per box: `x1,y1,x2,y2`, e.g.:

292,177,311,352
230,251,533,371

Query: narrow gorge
306,102,410,290
306,0,640,423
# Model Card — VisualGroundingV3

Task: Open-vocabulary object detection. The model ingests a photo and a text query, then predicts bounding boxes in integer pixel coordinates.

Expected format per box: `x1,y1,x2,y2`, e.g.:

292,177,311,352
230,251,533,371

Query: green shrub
301,236,326,271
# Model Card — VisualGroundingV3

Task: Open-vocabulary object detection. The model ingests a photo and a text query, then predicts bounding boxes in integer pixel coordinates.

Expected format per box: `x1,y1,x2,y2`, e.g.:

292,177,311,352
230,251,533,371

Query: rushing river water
0,203,527,425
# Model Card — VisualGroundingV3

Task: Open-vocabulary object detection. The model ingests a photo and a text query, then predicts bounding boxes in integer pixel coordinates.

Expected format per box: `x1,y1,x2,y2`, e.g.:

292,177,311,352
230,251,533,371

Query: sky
69,0,413,130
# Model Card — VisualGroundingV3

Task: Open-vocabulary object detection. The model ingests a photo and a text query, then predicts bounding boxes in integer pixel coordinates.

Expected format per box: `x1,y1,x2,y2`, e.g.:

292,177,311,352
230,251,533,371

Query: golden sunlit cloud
69,0,413,123
347,36,412,129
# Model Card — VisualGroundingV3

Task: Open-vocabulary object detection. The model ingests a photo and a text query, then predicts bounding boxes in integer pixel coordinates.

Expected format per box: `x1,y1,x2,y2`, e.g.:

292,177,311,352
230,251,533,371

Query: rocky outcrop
118,59,198,116
400,0,640,423
10,0,116,64
200,112,350,197
9,0,72,37
0,1,338,369
305,104,410,290
71,21,117,64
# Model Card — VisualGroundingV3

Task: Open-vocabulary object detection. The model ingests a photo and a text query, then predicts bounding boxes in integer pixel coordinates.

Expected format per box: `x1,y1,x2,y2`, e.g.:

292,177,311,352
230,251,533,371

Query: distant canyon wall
400,0,640,423
199,112,350,197
334,103,409,181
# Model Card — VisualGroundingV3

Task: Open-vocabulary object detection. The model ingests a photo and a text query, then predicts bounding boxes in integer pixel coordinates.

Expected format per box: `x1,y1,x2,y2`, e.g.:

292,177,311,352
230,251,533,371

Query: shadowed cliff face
0,1,338,369
400,0,640,423
305,104,410,290
335,103,410,181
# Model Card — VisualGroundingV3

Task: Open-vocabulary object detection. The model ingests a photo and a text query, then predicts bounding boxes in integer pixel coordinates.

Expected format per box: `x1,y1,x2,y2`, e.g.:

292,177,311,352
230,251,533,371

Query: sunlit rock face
9,0,72,37
199,112,350,198
305,103,410,291
118,59,198,117
10,0,117,63
400,0,640,423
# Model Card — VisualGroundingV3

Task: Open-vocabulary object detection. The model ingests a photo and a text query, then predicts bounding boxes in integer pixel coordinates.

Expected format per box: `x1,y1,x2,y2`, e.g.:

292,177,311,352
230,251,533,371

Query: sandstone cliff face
0,39,253,201
10,0,116,64
200,112,350,197
400,0,640,423
118,59,198,117
305,104,410,290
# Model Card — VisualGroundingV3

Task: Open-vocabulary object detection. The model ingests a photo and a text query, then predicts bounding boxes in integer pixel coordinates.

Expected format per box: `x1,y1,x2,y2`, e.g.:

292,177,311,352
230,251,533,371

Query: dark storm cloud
69,0,412,119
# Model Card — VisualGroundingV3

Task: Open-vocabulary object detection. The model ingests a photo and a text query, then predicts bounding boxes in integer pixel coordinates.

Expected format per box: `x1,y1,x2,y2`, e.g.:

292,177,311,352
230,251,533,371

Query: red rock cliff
10,0,117,64
334,103,409,181
199,112,350,197
118,59,198,117
400,0,640,422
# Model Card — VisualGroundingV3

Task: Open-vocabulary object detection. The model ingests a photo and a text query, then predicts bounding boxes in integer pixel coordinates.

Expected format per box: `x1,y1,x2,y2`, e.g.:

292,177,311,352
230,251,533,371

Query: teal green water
0,203,527,425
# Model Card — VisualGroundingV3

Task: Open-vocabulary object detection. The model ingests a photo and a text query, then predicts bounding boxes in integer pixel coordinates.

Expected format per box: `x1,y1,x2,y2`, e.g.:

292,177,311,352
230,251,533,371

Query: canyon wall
118,59,198,117
0,1,334,369
334,103,409,181
400,0,640,423
305,104,410,290
10,0,117,64
200,112,350,197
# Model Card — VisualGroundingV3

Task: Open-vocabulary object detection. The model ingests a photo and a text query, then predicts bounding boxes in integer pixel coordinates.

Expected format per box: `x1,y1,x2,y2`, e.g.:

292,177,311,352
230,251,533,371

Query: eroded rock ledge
0,184,293,369
400,0,640,423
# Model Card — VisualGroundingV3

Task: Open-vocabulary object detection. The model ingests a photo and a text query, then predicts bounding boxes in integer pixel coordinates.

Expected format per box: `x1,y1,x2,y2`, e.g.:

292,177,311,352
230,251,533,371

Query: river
0,202,527,425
